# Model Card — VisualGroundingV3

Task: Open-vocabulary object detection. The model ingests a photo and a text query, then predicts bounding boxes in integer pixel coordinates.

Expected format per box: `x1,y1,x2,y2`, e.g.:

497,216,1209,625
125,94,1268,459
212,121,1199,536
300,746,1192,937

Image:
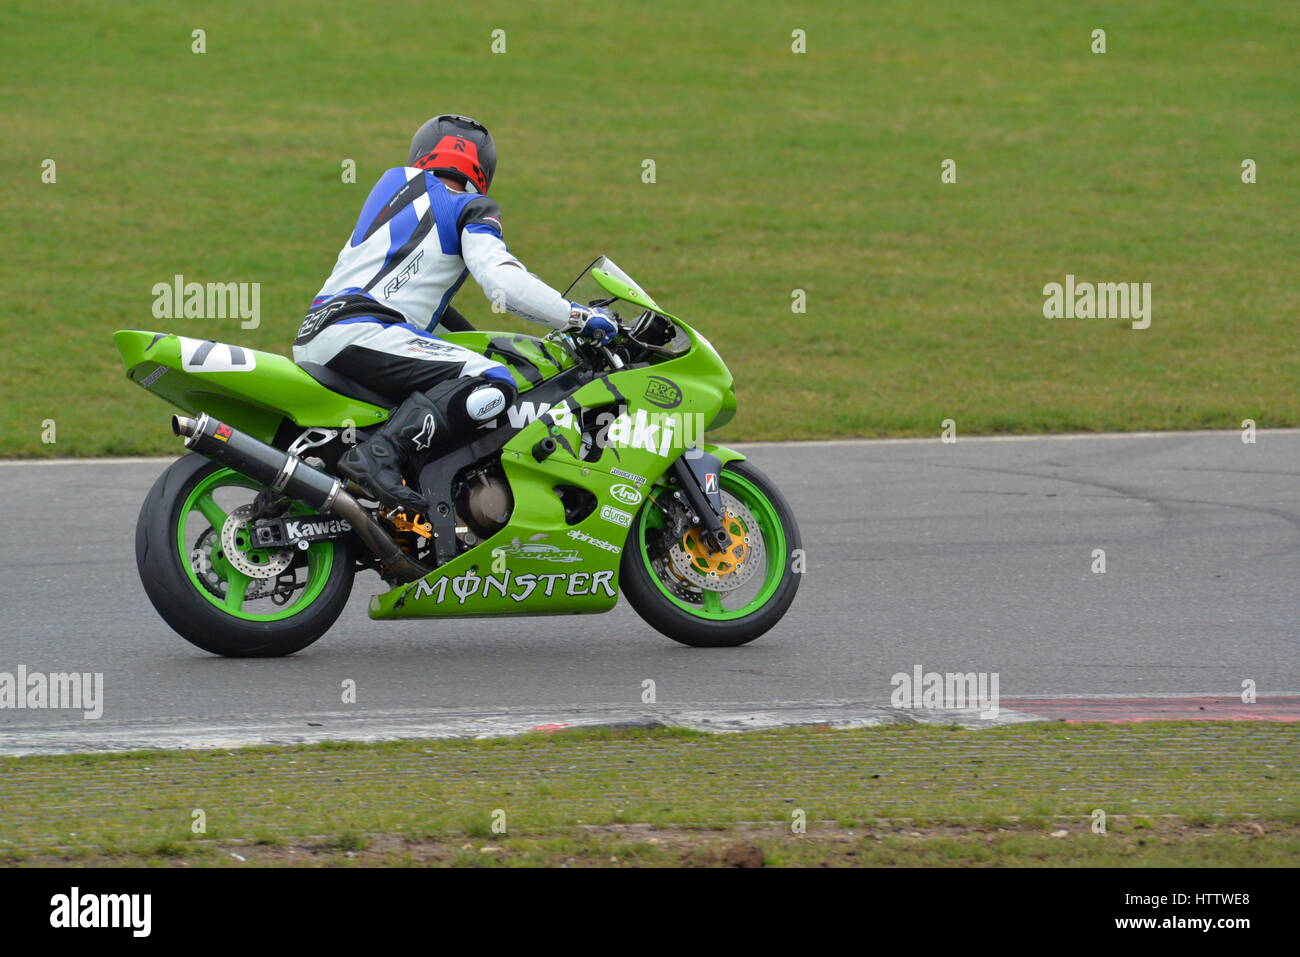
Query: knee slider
423,371,517,431
464,380,515,423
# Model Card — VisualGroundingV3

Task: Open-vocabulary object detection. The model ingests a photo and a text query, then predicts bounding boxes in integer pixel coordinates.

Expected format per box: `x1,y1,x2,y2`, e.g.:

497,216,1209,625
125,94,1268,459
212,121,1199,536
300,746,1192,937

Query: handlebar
547,322,627,372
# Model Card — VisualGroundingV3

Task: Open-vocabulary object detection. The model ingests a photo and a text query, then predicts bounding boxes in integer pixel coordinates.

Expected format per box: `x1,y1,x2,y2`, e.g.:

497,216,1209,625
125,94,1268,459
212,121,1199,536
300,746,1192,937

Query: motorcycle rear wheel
136,454,354,657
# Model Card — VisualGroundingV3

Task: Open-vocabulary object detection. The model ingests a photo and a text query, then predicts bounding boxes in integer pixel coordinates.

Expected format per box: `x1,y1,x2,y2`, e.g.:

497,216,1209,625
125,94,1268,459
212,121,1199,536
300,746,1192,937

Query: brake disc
190,528,226,596
220,504,293,579
190,527,282,600
667,491,764,593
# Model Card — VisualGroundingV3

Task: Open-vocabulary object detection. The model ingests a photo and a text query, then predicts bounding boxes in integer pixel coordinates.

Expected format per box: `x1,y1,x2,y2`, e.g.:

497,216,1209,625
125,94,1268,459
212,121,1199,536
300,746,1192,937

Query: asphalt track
1,430,1296,753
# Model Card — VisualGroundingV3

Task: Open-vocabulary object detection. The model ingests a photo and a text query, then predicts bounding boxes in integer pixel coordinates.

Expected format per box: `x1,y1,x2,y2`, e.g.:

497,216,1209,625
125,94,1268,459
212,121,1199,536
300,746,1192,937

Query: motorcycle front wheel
620,460,802,647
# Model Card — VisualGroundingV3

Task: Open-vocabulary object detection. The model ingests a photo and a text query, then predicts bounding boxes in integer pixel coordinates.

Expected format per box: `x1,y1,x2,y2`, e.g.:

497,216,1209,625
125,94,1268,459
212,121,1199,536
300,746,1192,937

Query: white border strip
10,693,1294,756
0,456,175,467
730,428,1300,450
3,428,1298,467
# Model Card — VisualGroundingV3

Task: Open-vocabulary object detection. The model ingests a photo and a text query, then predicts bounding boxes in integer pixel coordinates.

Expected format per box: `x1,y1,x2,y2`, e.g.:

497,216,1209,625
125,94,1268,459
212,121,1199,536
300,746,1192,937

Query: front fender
703,443,746,467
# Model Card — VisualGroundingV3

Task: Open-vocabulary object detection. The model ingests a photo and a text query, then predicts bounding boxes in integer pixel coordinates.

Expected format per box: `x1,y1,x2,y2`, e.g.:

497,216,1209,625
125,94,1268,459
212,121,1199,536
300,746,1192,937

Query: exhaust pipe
173,414,430,584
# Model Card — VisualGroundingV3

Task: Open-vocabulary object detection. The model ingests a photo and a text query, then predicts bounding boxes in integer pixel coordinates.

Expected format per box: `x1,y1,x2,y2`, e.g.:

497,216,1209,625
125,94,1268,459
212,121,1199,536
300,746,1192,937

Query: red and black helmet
408,114,497,194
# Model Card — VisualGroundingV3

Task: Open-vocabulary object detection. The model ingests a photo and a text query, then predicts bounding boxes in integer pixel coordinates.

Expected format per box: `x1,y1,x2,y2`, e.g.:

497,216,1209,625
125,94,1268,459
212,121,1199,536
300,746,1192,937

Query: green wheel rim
638,469,787,621
177,468,335,621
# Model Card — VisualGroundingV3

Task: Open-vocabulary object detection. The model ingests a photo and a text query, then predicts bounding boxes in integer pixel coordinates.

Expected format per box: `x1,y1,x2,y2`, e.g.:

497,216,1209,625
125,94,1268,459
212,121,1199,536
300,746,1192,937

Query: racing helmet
408,114,496,194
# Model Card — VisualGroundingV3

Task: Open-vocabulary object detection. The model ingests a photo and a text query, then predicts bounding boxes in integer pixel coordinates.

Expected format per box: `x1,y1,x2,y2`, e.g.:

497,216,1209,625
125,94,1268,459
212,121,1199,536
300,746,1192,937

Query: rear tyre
620,460,801,647
136,454,354,657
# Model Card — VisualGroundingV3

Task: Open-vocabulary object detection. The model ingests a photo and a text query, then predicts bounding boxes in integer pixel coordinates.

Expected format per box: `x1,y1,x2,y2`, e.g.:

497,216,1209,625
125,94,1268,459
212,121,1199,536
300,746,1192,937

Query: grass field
2,723,1296,867
2,0,1297,457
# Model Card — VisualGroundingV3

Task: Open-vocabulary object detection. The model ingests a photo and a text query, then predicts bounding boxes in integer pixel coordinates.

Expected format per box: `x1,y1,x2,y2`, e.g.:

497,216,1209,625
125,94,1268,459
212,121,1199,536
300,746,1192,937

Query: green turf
2,0,1297,457
1,723,1295,866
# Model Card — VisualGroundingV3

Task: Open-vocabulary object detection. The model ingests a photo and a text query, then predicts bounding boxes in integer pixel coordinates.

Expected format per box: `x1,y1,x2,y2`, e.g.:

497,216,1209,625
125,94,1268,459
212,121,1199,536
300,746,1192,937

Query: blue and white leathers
293,168,583,400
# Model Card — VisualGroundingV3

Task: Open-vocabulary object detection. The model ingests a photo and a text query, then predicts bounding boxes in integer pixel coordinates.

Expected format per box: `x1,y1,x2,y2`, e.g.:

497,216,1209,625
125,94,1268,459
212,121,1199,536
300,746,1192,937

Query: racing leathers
292,166,613,513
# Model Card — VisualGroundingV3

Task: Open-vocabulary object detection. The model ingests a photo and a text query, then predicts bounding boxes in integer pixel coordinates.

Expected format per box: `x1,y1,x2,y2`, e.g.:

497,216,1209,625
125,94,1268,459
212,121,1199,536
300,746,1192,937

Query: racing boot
338,376,516,514
337,391,444,514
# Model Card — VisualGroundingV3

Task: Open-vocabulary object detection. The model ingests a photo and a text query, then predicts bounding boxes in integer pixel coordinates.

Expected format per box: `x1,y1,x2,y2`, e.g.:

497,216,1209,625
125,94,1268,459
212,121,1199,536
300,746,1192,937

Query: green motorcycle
116,257,801,656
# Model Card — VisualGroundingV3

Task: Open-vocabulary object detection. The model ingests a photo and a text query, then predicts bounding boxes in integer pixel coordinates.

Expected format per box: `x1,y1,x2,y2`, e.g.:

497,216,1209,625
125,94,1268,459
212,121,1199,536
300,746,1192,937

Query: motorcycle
115,256,801,656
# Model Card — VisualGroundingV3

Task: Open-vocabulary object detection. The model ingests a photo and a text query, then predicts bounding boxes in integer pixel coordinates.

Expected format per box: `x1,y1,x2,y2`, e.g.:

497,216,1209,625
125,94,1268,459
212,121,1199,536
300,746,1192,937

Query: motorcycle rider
293,114,617,515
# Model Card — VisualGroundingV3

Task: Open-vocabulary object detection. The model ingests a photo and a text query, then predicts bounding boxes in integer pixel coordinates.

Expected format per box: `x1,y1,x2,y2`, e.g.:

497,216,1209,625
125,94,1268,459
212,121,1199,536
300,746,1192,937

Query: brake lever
600,345,625,370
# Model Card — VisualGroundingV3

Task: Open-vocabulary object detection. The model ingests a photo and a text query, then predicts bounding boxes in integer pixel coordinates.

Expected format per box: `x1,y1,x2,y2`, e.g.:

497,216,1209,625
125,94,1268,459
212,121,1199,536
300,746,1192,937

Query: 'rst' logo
382,250,424,298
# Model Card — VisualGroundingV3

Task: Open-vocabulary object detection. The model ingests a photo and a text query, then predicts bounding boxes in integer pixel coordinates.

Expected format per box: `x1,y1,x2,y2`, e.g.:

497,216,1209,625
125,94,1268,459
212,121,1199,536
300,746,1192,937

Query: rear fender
113,330,389,442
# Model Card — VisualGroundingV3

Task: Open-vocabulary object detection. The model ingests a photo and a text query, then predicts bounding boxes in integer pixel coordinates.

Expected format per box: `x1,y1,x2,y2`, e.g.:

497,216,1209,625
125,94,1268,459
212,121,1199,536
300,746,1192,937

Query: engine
456,466,513,539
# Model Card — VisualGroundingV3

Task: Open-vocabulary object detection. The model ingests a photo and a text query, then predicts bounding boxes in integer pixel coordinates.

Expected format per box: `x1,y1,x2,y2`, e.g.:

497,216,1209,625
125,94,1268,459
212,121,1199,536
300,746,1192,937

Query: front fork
669,451,729,553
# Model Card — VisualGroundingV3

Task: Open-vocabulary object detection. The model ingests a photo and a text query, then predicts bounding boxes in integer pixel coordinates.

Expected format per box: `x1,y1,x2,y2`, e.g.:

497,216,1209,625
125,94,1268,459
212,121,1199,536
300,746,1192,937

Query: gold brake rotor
679,509,748,577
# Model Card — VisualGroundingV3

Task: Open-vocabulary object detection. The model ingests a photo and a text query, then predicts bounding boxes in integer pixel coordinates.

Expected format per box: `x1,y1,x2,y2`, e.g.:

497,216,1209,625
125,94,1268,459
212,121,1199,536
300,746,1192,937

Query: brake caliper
250,513,354,550
666,494,764,593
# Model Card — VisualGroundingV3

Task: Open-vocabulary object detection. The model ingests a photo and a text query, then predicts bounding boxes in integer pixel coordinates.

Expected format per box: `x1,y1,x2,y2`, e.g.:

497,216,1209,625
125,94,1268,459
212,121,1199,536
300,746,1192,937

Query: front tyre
136,454,354,657
621,460,801,647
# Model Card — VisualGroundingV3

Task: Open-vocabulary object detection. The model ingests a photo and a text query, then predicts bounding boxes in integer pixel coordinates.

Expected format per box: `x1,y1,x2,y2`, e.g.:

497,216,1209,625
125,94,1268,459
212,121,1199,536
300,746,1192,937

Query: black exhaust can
173,413,341,511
